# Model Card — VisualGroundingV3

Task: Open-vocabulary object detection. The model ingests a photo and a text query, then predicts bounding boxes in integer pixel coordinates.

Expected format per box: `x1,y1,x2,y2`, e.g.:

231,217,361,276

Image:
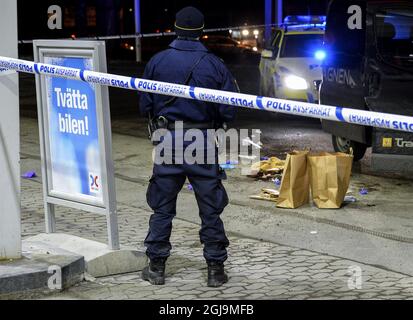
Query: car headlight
283,75,308,90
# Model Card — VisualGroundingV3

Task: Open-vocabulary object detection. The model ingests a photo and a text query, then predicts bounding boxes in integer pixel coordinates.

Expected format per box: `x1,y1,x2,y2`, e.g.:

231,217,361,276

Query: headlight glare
284,75,308,90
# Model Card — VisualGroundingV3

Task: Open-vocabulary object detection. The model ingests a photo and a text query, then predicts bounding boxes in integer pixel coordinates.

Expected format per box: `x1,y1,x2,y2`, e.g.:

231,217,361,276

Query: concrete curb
25,234,147,278
0,246,84,297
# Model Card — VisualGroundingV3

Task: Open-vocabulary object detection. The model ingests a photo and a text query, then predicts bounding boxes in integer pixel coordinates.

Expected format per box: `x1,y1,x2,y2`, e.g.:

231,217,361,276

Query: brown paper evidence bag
277,151,354,209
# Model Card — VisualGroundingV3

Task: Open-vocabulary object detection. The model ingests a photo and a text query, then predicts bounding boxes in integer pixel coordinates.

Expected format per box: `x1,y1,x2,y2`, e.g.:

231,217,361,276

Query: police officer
140,6,238,288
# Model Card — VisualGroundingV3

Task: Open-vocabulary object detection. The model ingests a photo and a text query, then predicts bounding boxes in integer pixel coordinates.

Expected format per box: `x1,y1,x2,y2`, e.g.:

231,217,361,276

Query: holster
148,116,169,146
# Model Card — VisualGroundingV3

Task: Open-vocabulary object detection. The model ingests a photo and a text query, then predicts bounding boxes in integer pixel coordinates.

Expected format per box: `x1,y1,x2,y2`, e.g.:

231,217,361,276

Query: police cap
175,6,204,39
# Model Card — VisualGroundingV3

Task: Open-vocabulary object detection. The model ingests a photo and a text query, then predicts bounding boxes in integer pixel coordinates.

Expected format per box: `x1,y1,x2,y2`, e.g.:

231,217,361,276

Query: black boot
207,262,228,288
142,258,166,285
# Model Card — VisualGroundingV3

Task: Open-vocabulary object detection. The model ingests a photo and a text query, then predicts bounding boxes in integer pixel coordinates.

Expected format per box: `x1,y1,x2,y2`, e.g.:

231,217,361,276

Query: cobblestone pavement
14,178,413,300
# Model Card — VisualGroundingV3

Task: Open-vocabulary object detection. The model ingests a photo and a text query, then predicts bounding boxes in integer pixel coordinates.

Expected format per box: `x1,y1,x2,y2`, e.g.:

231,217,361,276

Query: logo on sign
382,138,393,148
325,68,356,87
395,138,413,148
89,173,100,193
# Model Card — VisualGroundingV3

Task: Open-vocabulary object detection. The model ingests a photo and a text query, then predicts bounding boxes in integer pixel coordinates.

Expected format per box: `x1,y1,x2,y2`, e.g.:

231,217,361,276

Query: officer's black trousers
144,163,230,263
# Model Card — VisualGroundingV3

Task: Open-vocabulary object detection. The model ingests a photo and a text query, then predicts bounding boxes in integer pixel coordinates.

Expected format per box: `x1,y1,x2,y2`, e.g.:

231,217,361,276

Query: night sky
18,0,329,40
141,0,329,29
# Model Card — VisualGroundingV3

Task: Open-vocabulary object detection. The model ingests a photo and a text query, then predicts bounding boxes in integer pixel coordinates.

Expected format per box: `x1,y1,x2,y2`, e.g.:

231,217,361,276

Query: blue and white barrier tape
1,55,413,133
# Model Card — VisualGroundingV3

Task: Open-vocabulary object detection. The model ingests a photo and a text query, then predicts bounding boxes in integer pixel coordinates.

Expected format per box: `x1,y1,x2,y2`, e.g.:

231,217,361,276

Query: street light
134,0,142,62
265,0,272,42
265,0,283,42
275,0,283,27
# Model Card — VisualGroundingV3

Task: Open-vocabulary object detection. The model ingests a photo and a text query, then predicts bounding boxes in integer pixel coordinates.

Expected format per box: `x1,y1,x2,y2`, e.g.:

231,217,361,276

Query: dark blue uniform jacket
140,39,238,124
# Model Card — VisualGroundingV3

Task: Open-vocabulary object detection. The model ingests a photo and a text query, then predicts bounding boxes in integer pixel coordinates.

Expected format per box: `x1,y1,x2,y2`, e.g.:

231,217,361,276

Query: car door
365,3,413,156
260,30,283,96
320,0,369,144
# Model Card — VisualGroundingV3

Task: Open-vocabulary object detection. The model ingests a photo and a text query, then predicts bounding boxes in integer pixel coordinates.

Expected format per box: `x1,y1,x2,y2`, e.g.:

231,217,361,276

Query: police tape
1,55,413,134
18,23,279,44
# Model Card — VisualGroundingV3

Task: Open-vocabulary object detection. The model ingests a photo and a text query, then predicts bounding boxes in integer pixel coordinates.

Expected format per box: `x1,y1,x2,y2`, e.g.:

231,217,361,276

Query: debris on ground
273,177,282,187
220,164,236,170
84,273,97,283
239,155,258,161
249,157,285,179
220,160,238,171
22,171,37,179
359,188,369,196
242,137,263,149
250,188,280,203
344,195,357,203
187,184,193,191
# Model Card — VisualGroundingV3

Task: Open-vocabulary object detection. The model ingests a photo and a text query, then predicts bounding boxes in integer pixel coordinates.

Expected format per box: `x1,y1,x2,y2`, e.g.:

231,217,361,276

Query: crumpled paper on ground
250,188,280,203
249,156,285,179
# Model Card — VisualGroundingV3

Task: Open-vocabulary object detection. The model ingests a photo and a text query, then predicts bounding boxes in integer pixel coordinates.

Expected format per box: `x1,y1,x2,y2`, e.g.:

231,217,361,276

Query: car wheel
332,135,368,162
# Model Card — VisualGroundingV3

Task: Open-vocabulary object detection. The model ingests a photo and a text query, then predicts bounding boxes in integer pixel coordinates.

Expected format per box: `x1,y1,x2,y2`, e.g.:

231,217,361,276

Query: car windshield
375,8,413,68
280,34,324,58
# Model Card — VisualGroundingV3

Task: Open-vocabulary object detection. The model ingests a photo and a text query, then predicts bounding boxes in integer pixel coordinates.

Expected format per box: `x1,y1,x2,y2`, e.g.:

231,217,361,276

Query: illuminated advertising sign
34,40,119,249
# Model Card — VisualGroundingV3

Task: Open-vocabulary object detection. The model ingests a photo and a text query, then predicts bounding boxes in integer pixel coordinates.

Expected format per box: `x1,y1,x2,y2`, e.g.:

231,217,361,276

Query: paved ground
8,59,413,300
14,178,413,300
6,117,413,300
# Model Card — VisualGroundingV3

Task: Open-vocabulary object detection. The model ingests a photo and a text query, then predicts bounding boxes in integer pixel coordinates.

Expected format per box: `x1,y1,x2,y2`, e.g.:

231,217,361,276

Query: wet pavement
7,116,413,300
8,59,413,300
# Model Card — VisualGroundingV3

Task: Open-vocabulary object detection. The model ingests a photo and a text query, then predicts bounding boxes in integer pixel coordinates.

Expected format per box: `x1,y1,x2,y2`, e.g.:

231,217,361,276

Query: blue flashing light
315,50,326,61
283,15,327,26
286,23,326,31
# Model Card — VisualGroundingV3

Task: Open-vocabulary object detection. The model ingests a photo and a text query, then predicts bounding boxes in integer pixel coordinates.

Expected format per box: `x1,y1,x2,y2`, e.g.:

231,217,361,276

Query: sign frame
33,40,119,250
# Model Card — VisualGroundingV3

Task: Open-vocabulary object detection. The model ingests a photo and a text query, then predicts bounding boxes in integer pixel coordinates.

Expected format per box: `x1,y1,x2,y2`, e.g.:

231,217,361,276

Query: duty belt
167,121,216,130
155,116,216,130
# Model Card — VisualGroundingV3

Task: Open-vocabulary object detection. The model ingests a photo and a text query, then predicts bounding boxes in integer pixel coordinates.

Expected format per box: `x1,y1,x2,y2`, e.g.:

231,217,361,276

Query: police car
259,16,326,103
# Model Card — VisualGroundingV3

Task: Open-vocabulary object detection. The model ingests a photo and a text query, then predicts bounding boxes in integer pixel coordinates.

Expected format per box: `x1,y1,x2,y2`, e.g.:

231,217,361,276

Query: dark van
320,0,413,170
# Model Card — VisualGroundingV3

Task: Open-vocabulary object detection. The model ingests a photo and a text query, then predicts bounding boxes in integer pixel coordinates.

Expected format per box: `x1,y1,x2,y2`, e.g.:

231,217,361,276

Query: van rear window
376,9,413,66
